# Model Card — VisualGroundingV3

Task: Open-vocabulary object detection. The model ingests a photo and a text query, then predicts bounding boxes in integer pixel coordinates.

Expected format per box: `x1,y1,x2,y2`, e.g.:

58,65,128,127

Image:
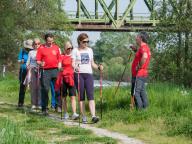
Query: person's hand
74,65,80,72
40,61,45,67
58,67,63,71
98,64,103,71
129,44,137,52
58,62,62,71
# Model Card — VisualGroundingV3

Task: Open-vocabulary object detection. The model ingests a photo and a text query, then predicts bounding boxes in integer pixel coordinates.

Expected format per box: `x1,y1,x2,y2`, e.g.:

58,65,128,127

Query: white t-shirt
71,47,93,74
26,50,38,68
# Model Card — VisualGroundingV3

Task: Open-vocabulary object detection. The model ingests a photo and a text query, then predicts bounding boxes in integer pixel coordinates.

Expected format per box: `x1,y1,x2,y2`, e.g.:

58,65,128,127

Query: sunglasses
34,43,40,45
67,47,73,50
82,40,89,44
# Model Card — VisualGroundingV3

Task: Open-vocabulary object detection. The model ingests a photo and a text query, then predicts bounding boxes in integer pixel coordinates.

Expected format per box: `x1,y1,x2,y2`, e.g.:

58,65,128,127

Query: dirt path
49,114,144,144
0,102,144,144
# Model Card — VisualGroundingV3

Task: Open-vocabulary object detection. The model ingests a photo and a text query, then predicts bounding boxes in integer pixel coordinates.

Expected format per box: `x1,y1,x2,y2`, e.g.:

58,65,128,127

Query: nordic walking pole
99,67,103,120
113,52,132,97
77,64,81,126
78,66,81,126
60,75,63,120
130,94,135,110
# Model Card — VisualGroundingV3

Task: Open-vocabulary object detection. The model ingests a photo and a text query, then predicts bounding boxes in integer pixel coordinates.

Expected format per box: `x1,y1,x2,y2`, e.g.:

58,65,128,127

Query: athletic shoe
38,106,42,110
82,116,88,124
63,113,69,120
71,113,79,120
51,106,56,111
92,116,99,123
31,105,36,109
57,107,62,113
42,109,49,116
18,103,23,108
31,105,36,112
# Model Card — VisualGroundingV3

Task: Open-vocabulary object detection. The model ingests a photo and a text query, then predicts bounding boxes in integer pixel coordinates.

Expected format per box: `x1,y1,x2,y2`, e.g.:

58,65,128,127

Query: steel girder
69,0,159,31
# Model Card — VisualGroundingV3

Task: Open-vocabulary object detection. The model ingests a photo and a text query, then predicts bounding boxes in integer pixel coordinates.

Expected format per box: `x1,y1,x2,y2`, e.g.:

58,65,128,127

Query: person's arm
57,48,62,70
140,52,148,67
90,48,103,71
91,59,103,71
36,47,44,67
26,52,31,69
18,49,24,64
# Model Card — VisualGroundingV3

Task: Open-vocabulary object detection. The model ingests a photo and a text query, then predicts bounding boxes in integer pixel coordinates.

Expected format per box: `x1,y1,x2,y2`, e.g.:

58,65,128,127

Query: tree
0,0,70,67
152,0,192,86
93,32,135,81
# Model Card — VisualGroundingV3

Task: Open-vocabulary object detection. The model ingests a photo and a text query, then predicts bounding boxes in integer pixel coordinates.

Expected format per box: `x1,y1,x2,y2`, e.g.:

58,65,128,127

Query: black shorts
62,82,76,97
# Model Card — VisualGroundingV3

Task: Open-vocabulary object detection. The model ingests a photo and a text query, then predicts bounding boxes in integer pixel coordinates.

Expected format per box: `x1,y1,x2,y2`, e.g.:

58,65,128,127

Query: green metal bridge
66,0,159,31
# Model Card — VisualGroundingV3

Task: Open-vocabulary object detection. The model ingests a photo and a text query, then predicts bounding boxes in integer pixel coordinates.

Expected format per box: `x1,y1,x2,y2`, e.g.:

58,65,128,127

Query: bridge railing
66,11,154,22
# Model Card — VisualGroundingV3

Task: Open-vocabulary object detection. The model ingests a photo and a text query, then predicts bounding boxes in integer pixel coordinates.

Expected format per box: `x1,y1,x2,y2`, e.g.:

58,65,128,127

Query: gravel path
49,114,144,144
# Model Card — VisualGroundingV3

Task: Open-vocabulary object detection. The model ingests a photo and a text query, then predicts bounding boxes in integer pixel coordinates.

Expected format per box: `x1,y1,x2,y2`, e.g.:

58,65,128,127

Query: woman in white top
72,33,103,123
26,38,41,111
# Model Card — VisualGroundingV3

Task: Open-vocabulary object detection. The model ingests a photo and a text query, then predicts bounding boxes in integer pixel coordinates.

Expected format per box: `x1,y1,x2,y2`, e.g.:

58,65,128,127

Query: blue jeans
134,77,148,109
50,80,56,107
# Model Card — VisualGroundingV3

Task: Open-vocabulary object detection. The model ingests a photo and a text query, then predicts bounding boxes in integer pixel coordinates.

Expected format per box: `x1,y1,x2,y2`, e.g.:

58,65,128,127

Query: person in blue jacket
18,39,33,108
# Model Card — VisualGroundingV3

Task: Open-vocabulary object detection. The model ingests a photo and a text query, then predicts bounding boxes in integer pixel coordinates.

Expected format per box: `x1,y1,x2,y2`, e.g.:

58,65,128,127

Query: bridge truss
66,0,159,31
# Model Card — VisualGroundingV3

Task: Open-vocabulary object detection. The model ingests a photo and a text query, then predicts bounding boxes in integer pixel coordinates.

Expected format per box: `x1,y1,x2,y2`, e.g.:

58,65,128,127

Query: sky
63,0,150,47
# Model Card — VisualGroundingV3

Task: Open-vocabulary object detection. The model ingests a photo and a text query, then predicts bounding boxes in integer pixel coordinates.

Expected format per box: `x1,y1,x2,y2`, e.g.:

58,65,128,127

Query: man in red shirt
36,33,61,115
131,32,151,109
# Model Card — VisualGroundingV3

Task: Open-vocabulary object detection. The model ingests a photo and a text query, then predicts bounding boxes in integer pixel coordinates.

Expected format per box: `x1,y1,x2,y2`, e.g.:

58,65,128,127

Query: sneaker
51,106,56,111
18,103,23,108
31,105,36,109
42,109,49,116
63,113,69,120
31,105,36,112
92,116,99,123
57,107,62,113
38,106,42,110
71,113,79,120
82,116,88,124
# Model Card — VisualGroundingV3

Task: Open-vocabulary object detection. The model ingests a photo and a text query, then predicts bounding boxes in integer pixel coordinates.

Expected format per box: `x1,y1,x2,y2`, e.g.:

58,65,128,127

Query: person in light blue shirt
18,39,33,108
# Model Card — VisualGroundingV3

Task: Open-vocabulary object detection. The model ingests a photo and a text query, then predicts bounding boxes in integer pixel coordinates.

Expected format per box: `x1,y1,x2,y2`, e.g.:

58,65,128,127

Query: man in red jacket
36,33,61,115
131,32,151,109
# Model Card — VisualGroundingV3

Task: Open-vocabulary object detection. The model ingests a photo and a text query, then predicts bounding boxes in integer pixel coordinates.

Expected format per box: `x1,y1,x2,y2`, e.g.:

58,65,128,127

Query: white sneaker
63,113,69,120
71,113,79,120
31,105,36,109
31,105,36,112
57,107,62,113
82,116,87,124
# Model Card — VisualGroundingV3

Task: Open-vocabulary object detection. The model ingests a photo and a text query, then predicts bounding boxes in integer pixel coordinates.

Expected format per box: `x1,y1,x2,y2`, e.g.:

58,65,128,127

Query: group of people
17,31,151,124
18,33,103,124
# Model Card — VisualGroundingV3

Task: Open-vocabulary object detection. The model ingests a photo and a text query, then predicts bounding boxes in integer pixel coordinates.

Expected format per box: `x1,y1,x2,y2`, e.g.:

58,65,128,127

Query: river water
94,80,130,87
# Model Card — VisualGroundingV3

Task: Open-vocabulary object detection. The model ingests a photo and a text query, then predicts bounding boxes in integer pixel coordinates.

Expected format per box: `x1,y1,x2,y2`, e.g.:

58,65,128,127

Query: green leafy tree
152,0,192,86
0,0,70,67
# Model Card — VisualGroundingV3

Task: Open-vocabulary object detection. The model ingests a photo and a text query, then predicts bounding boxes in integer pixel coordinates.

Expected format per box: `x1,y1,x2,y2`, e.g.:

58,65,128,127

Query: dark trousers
40,69,58,111
134,77,148,109
74,73,94,101
18,68,27,106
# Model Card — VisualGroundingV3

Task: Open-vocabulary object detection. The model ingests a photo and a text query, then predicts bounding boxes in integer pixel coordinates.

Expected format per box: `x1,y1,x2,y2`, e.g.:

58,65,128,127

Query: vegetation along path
49,114,144,144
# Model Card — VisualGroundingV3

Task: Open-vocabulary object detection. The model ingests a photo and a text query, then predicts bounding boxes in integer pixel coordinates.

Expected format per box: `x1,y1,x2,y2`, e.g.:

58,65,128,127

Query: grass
94,82,192,144
0,74,117,144
0,74,192,144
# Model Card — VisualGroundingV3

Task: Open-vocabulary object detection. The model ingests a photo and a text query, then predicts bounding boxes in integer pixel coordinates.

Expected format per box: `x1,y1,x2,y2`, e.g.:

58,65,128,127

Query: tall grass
0,117,45,144
94,82,192,138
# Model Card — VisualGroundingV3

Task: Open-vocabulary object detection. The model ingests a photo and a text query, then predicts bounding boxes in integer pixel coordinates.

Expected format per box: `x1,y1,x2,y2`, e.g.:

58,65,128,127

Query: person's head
23,39,33,52
77,33,89,48
136,32,149,45
64,41,73,55
44,33,54,46
33,38,41,50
